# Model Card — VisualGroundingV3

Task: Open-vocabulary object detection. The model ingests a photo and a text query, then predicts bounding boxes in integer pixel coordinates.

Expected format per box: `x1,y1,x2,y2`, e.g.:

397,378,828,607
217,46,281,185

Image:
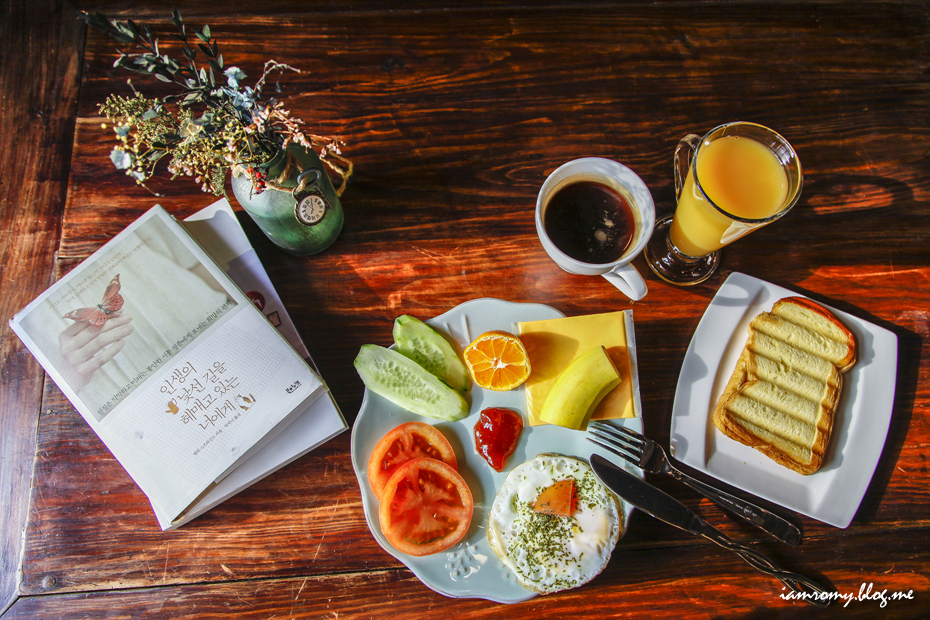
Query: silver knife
590,454,833,608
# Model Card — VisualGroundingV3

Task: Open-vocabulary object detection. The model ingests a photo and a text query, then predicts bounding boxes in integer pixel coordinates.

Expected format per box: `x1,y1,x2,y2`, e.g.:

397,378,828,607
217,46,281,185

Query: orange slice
463,330,532,391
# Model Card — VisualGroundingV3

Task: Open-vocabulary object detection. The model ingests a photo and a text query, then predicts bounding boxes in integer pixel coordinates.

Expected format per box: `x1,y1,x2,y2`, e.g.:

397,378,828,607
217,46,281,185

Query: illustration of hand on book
58,274,134,392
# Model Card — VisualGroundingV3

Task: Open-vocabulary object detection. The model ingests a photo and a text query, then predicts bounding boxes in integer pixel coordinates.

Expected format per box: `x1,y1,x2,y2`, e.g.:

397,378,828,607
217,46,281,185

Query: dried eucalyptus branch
81,10,351,196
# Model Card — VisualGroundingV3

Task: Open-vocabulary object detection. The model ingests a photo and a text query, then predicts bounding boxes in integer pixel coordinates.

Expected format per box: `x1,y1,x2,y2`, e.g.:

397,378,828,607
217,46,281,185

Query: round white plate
350,298,643,603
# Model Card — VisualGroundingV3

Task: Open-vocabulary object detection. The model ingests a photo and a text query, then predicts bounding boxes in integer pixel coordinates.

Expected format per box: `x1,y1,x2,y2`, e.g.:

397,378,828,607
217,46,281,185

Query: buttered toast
713,297,856,475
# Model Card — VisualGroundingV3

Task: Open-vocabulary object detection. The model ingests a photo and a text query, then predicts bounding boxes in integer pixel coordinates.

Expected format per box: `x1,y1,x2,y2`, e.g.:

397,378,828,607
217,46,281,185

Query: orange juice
670,135,789,257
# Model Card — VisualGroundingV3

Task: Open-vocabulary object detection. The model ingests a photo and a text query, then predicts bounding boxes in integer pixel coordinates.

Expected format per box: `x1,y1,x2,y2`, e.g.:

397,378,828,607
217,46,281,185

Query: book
10,201,347,530
182,199,315,365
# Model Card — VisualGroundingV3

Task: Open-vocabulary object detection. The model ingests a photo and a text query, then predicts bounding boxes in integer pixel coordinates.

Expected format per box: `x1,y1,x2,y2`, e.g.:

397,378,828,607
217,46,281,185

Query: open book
10,201,347,530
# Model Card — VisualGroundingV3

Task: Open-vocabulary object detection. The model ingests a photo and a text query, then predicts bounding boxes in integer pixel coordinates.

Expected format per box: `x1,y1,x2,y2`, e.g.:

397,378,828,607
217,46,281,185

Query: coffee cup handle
601,263,648,301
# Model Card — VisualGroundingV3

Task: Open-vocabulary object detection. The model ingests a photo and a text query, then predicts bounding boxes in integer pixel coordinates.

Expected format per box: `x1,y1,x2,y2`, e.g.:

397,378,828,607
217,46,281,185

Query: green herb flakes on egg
487,453,623,595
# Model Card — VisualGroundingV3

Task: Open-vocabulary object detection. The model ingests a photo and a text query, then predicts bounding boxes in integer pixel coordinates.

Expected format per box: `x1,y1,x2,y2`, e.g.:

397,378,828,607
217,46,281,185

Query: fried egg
487,453,623,594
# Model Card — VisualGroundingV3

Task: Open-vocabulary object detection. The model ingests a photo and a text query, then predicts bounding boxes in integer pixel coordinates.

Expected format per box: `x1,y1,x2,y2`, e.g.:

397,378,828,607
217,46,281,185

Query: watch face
296,194,327,225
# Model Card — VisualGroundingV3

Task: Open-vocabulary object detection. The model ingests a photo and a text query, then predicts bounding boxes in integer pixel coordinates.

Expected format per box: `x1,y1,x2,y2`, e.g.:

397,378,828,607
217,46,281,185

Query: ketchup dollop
474,407,523,472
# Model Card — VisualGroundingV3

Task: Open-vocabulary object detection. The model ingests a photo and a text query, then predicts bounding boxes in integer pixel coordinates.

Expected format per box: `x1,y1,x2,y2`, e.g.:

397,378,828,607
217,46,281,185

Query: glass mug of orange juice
645,122,802,285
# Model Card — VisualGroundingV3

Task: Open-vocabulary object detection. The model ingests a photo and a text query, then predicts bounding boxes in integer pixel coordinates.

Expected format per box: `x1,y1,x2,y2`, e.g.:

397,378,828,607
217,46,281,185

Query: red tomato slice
368,422,458,500
379,458,473,557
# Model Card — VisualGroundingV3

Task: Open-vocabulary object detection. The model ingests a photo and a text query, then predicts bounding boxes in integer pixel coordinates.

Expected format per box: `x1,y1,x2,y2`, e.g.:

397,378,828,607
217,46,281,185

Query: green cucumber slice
354,344,469,421
393,315,470,393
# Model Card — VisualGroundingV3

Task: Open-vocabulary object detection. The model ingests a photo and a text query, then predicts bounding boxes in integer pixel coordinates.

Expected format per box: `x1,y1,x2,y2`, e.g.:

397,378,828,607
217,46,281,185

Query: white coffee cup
535,158,656,300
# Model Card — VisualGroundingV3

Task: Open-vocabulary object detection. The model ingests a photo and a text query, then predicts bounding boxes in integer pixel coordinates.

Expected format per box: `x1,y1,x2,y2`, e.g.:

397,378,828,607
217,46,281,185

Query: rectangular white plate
669,272,898,528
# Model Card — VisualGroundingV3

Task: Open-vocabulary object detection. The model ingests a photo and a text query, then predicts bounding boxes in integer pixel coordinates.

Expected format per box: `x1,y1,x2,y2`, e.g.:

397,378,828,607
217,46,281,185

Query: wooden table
3,1,928,617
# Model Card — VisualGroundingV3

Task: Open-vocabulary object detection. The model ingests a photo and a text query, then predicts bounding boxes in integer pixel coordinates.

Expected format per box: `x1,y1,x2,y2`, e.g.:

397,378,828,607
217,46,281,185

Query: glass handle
674,134,702,200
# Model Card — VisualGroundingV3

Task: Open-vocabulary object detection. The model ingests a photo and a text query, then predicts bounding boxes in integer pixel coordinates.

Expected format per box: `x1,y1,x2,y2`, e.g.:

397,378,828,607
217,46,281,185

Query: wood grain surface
0,0,83,614
2,1,928,617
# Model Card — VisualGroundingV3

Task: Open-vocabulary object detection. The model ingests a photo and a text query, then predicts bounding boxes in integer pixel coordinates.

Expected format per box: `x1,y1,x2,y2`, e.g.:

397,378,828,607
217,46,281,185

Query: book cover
10,203,344,529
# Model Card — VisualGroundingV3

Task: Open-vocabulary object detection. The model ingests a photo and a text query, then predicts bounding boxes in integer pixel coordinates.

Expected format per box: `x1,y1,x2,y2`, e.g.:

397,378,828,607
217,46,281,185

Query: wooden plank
9,527,930,618
0,0,83,612
62,6,930,257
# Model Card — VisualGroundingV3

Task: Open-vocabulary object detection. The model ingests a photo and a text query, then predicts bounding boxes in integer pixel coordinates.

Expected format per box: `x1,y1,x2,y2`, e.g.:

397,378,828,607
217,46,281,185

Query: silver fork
588,420,802,546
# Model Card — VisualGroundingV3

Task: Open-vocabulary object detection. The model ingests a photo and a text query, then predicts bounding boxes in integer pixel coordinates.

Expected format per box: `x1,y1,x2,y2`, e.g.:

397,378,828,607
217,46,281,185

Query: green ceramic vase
231,144,344,256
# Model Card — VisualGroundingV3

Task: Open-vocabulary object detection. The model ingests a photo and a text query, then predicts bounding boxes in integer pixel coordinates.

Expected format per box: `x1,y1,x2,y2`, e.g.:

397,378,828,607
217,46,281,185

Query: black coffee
544,180,635,264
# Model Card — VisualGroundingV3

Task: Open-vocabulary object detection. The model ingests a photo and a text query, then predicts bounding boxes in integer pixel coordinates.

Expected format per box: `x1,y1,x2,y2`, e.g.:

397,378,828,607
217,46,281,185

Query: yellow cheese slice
517,310,640,426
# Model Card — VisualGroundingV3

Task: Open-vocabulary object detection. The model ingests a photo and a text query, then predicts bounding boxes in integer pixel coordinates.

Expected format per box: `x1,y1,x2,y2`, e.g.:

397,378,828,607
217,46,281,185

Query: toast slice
751,297,857,372
713,297,855,475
